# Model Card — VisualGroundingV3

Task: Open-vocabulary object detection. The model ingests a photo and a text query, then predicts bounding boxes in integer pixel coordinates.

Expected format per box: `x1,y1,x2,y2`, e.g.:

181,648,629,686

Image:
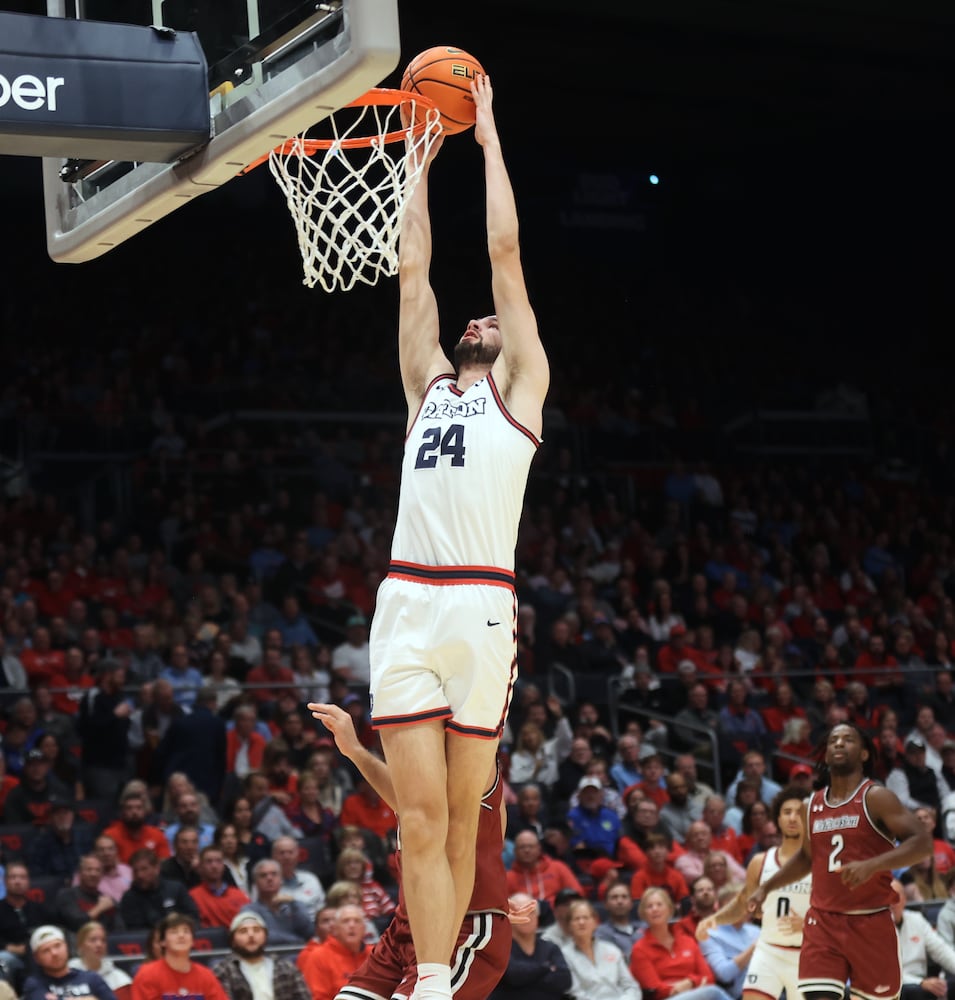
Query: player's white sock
415,963,452,1000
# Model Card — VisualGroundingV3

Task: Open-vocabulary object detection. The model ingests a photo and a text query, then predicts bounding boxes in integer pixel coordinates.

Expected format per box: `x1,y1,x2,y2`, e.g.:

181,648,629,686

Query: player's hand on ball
471,74,496,147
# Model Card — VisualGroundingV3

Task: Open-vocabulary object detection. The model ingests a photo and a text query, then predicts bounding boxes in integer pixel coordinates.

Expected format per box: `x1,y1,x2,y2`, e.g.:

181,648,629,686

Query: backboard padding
42,0,400,263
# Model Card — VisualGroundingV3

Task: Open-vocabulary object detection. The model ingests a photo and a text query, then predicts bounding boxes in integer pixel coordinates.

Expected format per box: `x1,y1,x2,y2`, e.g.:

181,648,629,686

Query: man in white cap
20,926,117,1000
213,910,312,1000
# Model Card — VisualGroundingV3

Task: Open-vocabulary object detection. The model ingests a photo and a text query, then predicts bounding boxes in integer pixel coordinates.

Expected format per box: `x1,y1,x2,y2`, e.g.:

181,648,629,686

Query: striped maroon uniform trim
387,560,516,590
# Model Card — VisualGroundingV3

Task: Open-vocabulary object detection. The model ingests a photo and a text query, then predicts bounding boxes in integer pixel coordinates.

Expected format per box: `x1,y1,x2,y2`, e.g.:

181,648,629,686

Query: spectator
0,863,54,988
243,772,302,843
53,855,122,933
245,649,296,713
213,910,311,1000
718,681,768,775
673,683,720,758
567,776,621,859
888,736,947,817
914,806,955,874
330,613,371,686
164,793,217,852
226,705,267,780
0,753,19,819
725,751,781,808
246,859,312,945
91,835,132,904
68,921,133,1000
556,739,595,801
660,772,700,844
130,913,228,1000
736,800,773,863
630,833,691,907
339,775,397,844
27,794,96,879
629,747,670,809
696,885,759,998
213,823,254,896
509,715,573,794
506,783,550,841
540,888,584,950
891,878,955,1000
224,796,272,867
491,892,571,1000
2,747,71,826
160,827,201,889
118,849,199,930
21,926,116,1000
284,771,337,846
36,732,81,800
506,832,585,909
559,898,642,1000
700,797,744,865
159,645,203,710
673,755,716,818
936,869,955,948
268,836,326,923
190,845,250,928
617,795,677,872
335,848,394,921
595,881,646,959
629,887,731,1000
298,905,339,969
676,876,719,939
610,734,643,793
152,687,228,806
76,660,132,800
296,903,371,1000
723,779,760,835
101,790,171,864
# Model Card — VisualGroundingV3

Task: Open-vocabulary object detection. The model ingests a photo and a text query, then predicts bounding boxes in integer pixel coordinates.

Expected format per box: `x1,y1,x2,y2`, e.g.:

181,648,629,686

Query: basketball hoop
246,88,442,293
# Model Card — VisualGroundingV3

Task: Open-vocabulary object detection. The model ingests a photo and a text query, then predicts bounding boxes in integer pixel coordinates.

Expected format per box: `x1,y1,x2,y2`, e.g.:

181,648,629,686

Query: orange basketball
400,46,486,135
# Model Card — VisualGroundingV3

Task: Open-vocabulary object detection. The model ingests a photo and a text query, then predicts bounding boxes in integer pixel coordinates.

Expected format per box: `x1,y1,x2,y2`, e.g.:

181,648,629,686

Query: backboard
40,0,400,263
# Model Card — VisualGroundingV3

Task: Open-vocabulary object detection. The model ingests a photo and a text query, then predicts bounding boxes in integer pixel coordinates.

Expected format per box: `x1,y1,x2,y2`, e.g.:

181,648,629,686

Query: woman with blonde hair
630,887,732,1000
68,921,133,1000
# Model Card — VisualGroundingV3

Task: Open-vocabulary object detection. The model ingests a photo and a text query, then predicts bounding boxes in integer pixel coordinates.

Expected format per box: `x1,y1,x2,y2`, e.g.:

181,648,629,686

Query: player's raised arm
836,785,933,888
472,74,549,435
307,702,396,810
398,130,451,416
748,802,812,912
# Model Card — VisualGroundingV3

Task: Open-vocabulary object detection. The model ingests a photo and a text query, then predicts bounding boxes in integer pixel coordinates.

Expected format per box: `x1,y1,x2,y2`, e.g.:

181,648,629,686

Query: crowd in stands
3,234,955,999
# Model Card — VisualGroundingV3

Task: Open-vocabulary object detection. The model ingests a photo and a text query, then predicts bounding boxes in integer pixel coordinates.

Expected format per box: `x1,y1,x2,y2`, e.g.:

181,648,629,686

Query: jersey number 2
415,424,466,468
828,833,844,871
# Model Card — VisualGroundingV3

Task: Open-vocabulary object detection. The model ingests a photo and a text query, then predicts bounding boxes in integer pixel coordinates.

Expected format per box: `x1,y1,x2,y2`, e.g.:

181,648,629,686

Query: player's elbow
487,227,520,260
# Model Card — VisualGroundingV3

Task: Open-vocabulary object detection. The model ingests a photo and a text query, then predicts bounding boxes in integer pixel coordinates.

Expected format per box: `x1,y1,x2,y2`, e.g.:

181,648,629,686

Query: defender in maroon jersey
748,722,931,1000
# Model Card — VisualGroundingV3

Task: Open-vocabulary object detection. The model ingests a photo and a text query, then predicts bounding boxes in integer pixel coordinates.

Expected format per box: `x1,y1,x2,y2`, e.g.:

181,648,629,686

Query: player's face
777,799,804,839
454,316,502,368
826,724,867,774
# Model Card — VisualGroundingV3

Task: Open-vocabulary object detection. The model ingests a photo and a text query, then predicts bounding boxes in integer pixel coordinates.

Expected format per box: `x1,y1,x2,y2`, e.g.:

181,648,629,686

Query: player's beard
454,337,499,369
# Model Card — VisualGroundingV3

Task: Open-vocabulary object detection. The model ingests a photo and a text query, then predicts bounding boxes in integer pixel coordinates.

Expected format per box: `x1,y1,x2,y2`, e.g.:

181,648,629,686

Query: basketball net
264,89,442,293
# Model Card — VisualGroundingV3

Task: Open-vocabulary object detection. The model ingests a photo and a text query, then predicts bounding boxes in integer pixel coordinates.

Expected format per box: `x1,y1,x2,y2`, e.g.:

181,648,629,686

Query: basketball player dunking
311,73,549,1000
747,722,932,1000
309,703,519,1000
697,784,811,1000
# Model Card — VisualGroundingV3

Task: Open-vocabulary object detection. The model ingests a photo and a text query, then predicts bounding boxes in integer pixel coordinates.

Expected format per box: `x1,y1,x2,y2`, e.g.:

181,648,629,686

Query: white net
268,93,442,293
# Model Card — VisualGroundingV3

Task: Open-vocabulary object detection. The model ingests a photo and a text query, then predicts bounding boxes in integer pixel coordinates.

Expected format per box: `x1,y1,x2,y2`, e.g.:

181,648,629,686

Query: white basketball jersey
758,847,812,947
390,373,540,572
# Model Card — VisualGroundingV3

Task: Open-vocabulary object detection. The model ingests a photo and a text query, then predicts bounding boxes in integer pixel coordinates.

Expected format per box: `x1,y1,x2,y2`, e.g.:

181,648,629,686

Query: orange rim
241,87,439,173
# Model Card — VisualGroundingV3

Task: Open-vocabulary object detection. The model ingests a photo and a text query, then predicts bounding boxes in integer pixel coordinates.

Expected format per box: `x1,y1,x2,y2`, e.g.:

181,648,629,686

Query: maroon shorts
336,911,511,1000
799,907,901,1000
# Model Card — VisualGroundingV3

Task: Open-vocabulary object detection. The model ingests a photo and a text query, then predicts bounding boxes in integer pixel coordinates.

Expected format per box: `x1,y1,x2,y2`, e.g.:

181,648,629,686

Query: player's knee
398,801,448,853
445,812,480,867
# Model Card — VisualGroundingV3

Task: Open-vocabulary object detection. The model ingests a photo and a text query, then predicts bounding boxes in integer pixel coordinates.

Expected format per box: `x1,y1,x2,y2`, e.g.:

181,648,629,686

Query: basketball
400,46,486,135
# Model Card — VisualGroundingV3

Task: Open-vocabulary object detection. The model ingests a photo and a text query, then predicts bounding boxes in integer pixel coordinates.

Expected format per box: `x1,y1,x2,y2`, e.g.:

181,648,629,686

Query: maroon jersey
808,778,896,913
394,765,507,918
